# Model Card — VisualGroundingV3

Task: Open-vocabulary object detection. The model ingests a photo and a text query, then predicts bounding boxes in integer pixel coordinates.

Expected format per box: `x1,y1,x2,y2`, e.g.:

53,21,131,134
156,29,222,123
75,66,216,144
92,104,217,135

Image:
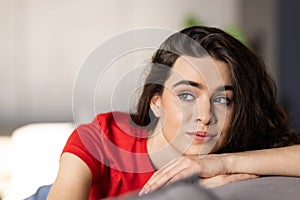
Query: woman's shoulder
94,111,148,139
96,111,130,123
95,111,130,131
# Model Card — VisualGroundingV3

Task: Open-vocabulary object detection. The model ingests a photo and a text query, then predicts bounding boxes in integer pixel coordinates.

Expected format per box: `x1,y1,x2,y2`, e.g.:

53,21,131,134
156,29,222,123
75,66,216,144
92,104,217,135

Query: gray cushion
115,175,219,200
112,176,300,200
211,176,300,200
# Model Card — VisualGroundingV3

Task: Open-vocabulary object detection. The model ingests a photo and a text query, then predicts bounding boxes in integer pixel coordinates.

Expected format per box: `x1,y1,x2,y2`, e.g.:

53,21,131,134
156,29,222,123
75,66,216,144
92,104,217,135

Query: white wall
0,0,241,135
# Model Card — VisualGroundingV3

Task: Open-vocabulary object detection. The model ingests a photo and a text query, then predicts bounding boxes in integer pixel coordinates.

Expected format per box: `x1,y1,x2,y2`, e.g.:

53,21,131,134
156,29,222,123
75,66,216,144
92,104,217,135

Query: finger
200,174,258,188
139,157,194,195
226,173,259,182
138,158,180,196
165,166,201,186
140,157,180,189
140,157,189,194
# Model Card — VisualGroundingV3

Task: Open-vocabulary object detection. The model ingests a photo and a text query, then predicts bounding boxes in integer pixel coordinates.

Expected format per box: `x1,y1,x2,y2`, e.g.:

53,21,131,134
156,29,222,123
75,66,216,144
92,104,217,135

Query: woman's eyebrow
172,80,202,89
172,80,233,92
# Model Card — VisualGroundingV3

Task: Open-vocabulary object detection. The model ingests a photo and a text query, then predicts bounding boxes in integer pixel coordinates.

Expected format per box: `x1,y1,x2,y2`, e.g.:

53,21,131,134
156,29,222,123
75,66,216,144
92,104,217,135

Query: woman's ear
150,95,162,118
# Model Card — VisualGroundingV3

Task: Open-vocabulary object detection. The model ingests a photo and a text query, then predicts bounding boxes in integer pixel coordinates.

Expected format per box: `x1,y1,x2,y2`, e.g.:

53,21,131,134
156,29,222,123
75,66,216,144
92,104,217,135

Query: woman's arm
46,153,92,200
200,144,300,188
225,144,300,176
139,145,300,195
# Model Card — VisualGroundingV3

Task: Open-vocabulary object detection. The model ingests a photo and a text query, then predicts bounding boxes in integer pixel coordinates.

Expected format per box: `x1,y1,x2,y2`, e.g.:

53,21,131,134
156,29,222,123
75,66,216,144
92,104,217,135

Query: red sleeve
62,118,105,183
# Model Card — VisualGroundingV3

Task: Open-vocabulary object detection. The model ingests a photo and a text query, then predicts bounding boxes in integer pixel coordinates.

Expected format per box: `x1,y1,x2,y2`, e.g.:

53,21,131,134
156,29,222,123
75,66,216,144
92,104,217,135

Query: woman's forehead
166,56,232,90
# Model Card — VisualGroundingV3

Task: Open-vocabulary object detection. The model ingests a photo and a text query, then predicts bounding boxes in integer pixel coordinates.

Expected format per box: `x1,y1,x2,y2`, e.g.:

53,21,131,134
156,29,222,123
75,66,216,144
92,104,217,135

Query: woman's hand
139,145,300,195
200,174,259,188
139,154,241,195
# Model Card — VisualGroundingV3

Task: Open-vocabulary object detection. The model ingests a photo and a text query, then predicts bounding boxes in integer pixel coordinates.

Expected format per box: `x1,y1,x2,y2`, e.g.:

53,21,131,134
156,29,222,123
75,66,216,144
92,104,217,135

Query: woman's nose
195,97,213,125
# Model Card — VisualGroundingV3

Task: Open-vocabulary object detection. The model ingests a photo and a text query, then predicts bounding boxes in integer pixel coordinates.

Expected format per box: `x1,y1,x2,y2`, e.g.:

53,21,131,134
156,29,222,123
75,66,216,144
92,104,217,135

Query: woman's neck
147,124,181,169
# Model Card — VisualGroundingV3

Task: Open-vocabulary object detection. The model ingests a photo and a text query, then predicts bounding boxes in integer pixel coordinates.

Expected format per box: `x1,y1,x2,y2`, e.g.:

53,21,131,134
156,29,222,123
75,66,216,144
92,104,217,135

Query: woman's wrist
221,153,236,174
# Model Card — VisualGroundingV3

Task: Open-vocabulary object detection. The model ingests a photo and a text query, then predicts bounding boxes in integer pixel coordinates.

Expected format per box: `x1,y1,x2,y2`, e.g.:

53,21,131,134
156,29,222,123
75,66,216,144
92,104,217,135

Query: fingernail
138,187,151,196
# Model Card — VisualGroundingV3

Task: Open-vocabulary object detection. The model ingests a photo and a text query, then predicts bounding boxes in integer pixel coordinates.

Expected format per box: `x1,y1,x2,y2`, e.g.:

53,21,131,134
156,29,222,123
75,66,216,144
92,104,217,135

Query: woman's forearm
224,145,300,176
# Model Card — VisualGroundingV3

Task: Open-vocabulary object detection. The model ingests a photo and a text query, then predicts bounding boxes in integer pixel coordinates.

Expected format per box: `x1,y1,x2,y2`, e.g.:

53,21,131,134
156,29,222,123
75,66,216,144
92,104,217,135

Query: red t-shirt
62,112,155,199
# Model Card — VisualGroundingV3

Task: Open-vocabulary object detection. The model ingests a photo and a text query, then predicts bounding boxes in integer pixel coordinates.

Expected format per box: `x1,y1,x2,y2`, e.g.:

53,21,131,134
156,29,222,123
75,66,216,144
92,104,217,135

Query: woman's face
151,56,233,155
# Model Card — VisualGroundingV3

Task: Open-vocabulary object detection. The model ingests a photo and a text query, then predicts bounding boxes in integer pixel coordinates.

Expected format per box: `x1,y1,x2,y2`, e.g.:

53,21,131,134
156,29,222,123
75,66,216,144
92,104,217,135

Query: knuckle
182,157,193,166
149,181,158,189
178,156,186,162
163,171,173,179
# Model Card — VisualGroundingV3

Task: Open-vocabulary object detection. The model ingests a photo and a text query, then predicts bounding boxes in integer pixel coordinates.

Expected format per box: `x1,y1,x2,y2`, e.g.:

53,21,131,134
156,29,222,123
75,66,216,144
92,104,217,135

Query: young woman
47,26,300,200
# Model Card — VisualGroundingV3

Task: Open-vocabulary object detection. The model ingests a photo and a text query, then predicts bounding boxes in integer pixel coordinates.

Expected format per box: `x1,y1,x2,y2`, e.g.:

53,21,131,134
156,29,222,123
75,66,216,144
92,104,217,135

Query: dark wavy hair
131,26,299,153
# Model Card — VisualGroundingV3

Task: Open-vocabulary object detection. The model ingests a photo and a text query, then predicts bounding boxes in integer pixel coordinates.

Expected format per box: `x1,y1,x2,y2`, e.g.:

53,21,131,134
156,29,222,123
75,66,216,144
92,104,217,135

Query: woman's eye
177,93,196,101
213,96,231,104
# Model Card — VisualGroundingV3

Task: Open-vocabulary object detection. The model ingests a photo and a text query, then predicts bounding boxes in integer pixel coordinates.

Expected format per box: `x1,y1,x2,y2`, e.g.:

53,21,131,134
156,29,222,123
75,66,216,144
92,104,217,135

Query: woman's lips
187,131,217,143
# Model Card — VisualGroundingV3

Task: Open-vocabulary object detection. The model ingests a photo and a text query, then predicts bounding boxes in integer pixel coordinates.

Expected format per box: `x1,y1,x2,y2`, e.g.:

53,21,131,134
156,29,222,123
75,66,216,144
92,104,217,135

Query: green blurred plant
184,16,248,46
225,25,248,46
185,16,203,28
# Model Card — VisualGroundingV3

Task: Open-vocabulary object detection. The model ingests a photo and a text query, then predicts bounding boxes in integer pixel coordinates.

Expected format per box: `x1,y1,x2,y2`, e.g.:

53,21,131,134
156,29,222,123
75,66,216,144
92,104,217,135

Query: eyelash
213,96,232,105
177,92,195,101
177,92,232,105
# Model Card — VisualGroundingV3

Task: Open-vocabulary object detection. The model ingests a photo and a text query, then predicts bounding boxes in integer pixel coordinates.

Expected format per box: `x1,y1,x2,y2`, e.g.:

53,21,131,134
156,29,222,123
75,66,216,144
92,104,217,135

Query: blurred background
1,0,300,136
0,0,300,199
